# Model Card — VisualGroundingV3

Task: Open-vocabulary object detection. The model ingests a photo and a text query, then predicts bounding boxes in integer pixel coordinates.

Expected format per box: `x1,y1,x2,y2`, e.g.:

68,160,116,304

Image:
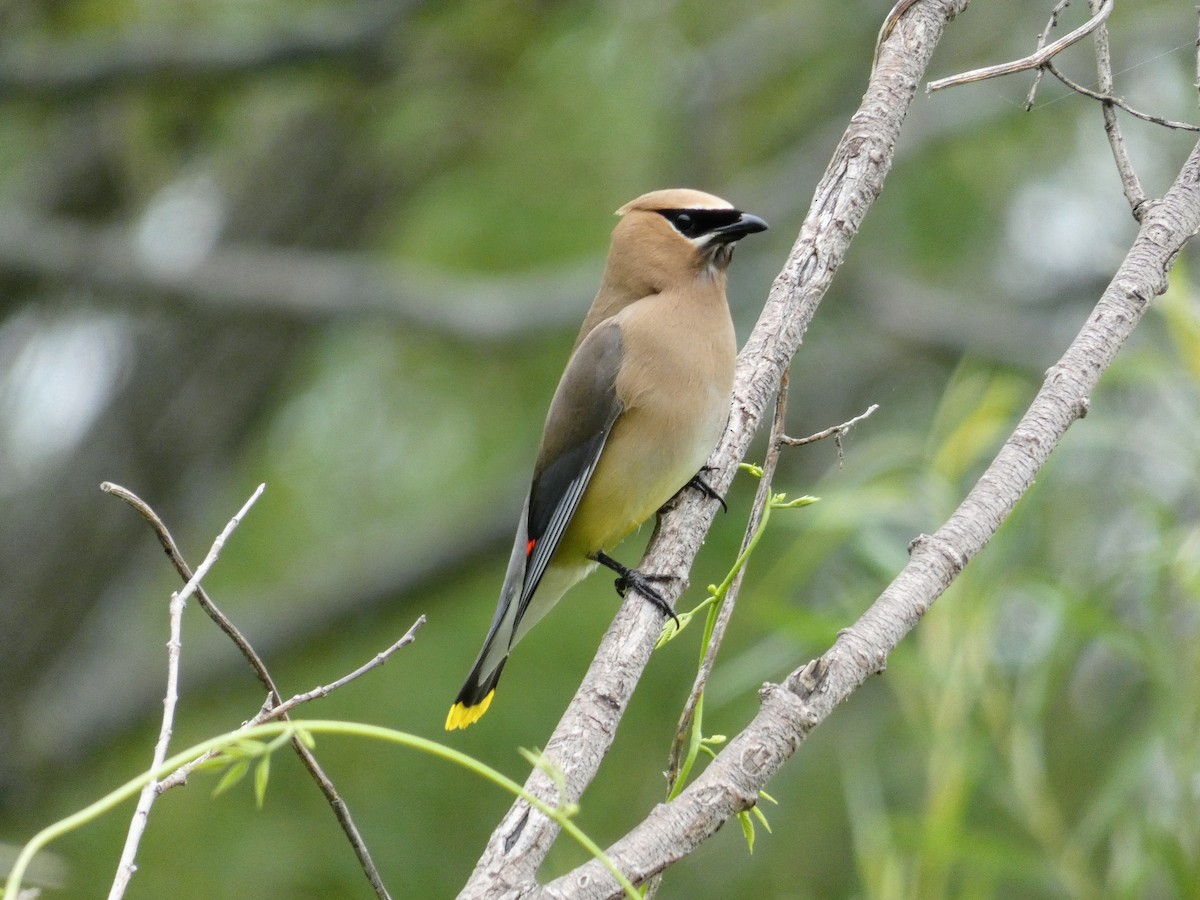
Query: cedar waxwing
446,189,768,730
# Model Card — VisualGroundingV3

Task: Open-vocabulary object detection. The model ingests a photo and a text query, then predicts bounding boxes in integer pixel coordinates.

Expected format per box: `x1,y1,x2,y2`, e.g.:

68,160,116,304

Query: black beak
707,211,769,245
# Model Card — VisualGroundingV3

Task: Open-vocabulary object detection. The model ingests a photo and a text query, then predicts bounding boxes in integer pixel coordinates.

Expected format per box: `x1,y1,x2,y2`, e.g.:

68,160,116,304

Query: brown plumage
446,188,767,730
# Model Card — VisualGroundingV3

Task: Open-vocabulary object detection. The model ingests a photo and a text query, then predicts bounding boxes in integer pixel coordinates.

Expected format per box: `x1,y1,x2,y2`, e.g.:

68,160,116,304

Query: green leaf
654,616,681,648
212,759,250,798
751,803,773,834
230,738,267,757
191,753,233,773
655,595,714,648
771,494,820,510
737,809,756,854
254,754,271,809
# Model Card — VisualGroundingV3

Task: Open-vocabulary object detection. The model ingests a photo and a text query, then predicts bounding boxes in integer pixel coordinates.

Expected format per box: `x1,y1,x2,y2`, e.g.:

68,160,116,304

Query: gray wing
519,320,624,612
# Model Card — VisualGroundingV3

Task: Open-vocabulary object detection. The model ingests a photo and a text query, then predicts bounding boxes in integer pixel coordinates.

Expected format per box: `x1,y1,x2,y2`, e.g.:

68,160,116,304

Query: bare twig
779,403,879,465
646,392,873,899
664,371,795,794
1024,0,1074,108
107,485,264,900
100,483,397,900
928,0,1112,92
101,483,277,697
1042,62,1200,135
1090,0,1150,216
157,616,425,787
108,593,184,899
643,375,795,900
154,623,425,900
927,0,1185,219
260,623,425,719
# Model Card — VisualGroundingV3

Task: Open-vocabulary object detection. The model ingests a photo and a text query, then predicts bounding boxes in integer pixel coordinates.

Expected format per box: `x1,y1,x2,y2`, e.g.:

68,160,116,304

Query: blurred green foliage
2,1,1199,898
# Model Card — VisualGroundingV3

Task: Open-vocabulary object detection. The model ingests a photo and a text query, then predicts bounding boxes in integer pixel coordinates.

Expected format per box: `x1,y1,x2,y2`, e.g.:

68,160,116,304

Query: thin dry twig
928,0,1112,92
257,623,425,721
109,594,183,899
1042,62,1200,134
160,616,426,780
1083,0,1148,217
663,371,796,796
107,485,264,900
100,482,276,696
779,403,879,466
1024,0,1074,108
651,394,877,894
100,482,399,900
648,393,878,900
928,0,1192,218
642,376,799,900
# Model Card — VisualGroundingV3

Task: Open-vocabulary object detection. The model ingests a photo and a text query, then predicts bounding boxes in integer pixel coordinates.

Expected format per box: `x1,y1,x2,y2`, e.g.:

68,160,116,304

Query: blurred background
1,1,1198,897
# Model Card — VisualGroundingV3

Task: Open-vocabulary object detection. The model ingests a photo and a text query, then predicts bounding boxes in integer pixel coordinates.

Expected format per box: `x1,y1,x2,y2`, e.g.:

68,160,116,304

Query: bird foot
686,468,728,513
593,550,679,625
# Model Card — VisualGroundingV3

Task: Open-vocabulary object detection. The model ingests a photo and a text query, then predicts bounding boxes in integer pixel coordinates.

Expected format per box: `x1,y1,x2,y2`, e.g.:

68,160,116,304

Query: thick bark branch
459,1,972,897
543,135,1200,900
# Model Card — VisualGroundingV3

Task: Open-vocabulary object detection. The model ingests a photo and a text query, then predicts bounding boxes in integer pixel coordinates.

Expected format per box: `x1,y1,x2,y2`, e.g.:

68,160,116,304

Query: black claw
686,470,728,513
593,550,680,626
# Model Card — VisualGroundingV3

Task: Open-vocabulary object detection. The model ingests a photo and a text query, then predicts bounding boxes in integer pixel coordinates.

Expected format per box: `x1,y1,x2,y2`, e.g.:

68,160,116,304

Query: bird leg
593,550,679,625
685,466,728,513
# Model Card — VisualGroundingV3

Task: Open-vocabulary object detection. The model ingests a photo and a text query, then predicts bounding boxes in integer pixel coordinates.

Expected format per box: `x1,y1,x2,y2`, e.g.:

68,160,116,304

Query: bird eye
674,212,694,232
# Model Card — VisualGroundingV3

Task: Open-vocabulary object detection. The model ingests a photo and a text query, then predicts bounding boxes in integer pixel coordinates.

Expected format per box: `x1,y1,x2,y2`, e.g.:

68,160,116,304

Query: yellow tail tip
445,690,495,730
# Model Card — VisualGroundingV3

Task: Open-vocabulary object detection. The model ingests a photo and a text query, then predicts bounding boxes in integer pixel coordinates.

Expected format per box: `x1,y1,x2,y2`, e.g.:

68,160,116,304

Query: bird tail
445,655,507,730
445,493,595,730
446,502,530,731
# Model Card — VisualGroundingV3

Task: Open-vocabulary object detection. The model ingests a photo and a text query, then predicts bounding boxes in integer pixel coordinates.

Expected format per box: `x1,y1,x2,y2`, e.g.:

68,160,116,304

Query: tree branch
661,369,795,803
107,485,264,899
459,1,973,896
1042,61,1200,135
778,402,879,460
155,618,425,791
927,0,1111,92
1022,0,1073,108
101,482,400,900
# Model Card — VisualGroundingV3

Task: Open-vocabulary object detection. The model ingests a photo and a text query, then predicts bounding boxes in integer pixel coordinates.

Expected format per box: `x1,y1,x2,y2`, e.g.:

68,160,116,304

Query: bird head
610,188,769,288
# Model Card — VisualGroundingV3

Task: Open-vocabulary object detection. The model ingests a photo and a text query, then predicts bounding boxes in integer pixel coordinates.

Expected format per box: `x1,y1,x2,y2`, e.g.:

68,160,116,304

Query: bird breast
564,288,736,554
